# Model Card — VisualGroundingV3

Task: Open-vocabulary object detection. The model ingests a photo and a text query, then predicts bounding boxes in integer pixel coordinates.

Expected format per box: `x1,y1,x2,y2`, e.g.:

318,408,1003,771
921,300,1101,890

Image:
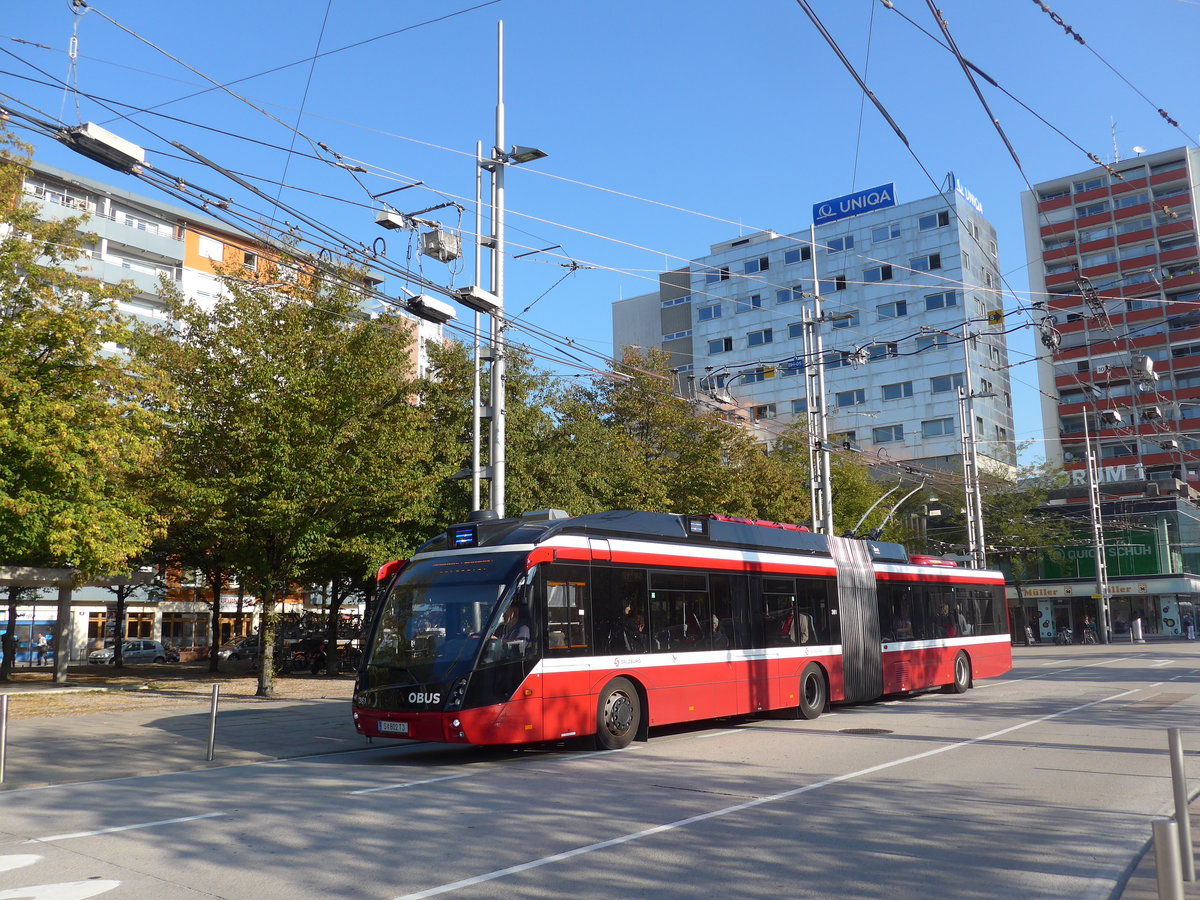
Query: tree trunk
324,580,343,676
0,588,18,681
207,571,225,673
256,587,277,698
113,585,128,669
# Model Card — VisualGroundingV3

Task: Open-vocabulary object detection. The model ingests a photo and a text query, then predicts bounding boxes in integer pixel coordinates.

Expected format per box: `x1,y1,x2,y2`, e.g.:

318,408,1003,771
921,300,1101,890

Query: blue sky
4,0,1199,464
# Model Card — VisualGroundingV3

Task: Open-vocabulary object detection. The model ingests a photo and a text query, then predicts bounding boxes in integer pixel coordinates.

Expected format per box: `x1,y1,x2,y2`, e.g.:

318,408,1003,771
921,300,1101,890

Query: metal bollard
1154,820,1184,900
1169,728,1196,882
205,683,220,761
0,694,8,784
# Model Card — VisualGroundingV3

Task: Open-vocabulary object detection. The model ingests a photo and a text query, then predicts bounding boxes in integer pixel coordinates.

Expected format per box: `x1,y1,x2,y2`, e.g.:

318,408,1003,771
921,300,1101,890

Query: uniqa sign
812,183,896,225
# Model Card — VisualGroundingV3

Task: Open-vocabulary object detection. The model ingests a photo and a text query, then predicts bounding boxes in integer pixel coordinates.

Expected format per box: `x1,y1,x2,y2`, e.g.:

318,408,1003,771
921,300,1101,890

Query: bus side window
593,567,648,655
542,564,591,656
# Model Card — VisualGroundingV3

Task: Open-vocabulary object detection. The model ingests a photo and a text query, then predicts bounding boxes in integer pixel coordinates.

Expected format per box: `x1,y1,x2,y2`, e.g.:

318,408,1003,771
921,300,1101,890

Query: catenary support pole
1154,819,1184,900
1169,728,1195,881
205,683,220,761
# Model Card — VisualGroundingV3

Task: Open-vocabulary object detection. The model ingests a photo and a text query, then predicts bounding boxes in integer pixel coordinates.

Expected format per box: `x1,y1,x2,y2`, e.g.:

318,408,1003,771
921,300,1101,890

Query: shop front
1007,574,1200,642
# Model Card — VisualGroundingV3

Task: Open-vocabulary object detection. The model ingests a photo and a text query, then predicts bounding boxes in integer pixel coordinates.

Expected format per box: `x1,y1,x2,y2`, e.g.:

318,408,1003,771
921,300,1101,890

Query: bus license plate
378,720,409,735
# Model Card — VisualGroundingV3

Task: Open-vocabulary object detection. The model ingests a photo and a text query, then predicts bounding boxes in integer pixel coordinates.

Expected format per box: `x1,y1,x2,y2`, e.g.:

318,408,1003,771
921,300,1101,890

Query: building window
744,256,770,275
873,424,904,444
863,265,894,283
752,403,777,421
872,223,901,243
198,235,224,261
931,373,965,394
1076,201,1109,218
784,246,812,264
882,381,914,401
922,418,954,438
830,310,861,328
825,351,851,369
734,294,763,313
1074,176,1107,193
916,333,950,352
698,304,722,321
705,266,731,283
819,275,848,293
663,329,692,341
708,337,733,354
877,300,908,320
918,210,951,231
924,290,958,311
826,235,854,253
910,253,942,272
869,342,898,361
776,287,803,304
747,328,773,347
243,251,258,272
788,322,805,340
832,430,857,445
836,388,866,408
792,398,808,414
661,295,691,308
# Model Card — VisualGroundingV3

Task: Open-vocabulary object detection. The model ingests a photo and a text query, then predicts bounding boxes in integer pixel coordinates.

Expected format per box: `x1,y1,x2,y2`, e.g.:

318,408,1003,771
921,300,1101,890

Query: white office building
612,182,1016,474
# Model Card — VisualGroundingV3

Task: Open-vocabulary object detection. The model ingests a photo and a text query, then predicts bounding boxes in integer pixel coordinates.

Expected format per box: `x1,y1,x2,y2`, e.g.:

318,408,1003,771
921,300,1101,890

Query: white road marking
1150,659,1175,668
0,855,42,873
0,882,120,900
391,688,1140,900
26,812,224,843
351,774,471,795
976,657,1133,688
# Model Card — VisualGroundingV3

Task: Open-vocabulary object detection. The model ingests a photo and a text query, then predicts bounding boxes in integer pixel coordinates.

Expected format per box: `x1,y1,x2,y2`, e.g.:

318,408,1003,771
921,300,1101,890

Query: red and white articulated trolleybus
352,509,1011,749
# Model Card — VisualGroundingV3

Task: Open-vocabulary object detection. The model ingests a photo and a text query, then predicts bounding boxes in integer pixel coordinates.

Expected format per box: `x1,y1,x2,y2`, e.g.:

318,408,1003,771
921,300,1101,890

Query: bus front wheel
944,651,971,694
798,663,826,720
596,677,640,750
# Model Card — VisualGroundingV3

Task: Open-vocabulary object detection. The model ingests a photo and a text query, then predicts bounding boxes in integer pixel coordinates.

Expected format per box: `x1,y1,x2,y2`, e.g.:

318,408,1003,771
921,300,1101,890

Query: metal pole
0,693,8,784
1154,819,1184,900
205,683,220,761
961,328,987,568
1169,728,1195,881
957,385,979,566
471,141,484,512
490,19,507,519
808,224,833,536
1083,414,1112,643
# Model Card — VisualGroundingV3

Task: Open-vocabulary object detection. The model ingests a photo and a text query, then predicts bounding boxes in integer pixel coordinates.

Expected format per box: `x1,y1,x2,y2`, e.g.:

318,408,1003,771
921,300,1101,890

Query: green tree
0,130,164,577
136,263,437,696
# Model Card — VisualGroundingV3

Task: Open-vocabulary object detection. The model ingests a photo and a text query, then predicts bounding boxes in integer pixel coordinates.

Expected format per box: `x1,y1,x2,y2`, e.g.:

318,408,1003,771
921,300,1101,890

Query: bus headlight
445,677,468,710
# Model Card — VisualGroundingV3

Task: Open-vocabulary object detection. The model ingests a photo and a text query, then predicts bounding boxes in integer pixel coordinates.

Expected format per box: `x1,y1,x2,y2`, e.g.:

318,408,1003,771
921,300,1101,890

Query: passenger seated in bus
711,616,730,650
893,611,913,639
787,612,813,645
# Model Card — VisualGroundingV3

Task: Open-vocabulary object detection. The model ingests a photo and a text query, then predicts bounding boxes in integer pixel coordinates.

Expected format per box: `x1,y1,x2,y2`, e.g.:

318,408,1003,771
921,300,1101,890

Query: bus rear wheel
944,651,971,694
596,677,640,750
798,663,826,720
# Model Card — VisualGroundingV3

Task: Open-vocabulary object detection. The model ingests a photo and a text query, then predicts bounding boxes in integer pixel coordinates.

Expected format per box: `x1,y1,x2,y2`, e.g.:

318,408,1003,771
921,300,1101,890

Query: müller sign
812,183,897,225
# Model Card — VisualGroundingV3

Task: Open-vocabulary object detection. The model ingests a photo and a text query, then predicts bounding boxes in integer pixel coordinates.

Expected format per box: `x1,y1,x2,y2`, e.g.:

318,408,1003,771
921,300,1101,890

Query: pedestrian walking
36,632,48,665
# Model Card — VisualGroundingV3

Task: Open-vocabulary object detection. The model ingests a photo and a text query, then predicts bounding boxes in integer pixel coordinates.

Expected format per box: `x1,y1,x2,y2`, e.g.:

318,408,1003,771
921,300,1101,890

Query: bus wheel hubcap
604,692,633,734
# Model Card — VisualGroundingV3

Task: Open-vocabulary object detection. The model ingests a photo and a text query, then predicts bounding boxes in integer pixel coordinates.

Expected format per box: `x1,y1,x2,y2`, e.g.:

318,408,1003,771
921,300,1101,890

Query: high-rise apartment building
1017,146,1200,641
613,183,1016,475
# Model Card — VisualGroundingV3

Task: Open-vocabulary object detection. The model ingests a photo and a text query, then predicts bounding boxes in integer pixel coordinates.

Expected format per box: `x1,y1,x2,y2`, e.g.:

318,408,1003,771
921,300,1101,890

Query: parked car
88,639,169,665
217,635,260,663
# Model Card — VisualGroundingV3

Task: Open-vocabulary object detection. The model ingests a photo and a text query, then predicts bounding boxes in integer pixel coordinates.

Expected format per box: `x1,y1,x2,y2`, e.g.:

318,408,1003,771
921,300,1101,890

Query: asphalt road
1,644,1197,899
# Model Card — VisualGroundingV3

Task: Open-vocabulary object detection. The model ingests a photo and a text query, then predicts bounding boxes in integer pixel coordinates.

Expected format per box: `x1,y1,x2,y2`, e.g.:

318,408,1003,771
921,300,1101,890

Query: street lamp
473,20,548,519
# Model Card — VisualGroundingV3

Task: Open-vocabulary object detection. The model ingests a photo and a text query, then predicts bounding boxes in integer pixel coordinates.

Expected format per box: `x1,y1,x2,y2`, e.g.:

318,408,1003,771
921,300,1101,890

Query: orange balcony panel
1078,237,1116,254
1075,211,1113,229
1161,246,1198,264
1151,168,1189,186
1164,273,1200,291
1038,195,1072,212
1080,261,1119,277
1041,220,1077,238
1073,185,1110,204
1114,202,1152,221
1044,245,1078,263
1112,176,1149,194
1158,220,1196,237
1119,254,1159,271
1116,227,1156,244
1046,271,1079,289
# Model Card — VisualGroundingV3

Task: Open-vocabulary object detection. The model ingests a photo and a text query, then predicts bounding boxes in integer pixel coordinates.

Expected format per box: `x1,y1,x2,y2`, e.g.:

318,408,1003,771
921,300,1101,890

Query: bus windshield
364,552,527,686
